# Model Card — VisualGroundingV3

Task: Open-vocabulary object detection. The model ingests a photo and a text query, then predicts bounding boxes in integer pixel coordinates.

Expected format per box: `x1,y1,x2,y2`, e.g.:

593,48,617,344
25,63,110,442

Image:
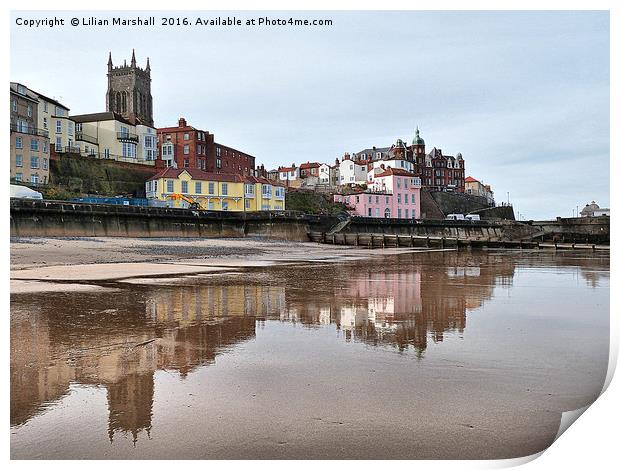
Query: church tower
410,126,426,173
106,50,154,127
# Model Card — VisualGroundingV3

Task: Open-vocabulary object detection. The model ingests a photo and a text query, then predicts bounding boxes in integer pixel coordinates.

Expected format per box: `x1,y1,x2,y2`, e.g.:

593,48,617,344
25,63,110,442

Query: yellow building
145,168,286,211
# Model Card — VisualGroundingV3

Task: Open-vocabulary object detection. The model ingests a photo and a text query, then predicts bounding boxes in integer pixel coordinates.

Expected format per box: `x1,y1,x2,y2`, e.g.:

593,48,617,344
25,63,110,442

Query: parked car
10,184,43,200
465,214,481,221
446,213,465,220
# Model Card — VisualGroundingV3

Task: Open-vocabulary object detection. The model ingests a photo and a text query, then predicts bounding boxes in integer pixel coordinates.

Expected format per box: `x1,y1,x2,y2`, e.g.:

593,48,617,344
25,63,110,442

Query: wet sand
10,239,610,459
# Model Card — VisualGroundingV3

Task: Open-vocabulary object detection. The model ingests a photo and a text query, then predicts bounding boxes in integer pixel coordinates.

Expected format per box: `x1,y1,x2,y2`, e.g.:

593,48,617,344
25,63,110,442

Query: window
405,209,409,218
181,181,188,194
68,121,74,136
44,102,48,112
15,155,23,167
405,194,408,204
384,208,391,218
122,142,137,158
55,106,65,117
184,159,190,168
11,100,17,112
221,183,228,195
397,194,401,203
43,158,48,170
368,208,372,216
27,105,32,117
245,199,251,209
245,184,255,196
208,182,215,194
15,172,22,182
184,133,190,141
31,139,39,151
375,208,379,217
216,158,222,169
30,156,39,169
183,144,189,155
262,185,272,198
30,174,39,184
17,84,26,94
411,194,415,204
222,201,229,211
56,120,62,134
104,148,110,159
398,208,402,218
119,126,129,137
166,180,174,193
144,135,155,148
162,143,173,157
43,117,48,129
195,182,202,194
15,137,23,149
56,137,61,149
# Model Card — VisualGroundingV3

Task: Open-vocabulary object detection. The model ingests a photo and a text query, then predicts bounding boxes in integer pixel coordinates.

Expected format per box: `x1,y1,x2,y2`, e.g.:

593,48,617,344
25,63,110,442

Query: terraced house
10,82,50,185
145,168,285,211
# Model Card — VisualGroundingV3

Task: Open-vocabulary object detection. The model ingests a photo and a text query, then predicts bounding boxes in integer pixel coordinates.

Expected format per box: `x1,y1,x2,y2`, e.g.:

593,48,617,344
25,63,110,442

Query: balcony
10,124,49,137
75,131,98,145
117,132,139,143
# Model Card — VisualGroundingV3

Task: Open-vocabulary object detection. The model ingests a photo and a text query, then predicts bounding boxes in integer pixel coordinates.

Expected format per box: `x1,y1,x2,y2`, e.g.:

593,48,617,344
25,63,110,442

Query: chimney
291,163,296,168
178,117,187,127
335,158,340,165
372,146,376,150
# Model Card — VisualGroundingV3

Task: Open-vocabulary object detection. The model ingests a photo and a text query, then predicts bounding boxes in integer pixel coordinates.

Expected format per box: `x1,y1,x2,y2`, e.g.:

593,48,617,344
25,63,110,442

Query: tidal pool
10,250,609,459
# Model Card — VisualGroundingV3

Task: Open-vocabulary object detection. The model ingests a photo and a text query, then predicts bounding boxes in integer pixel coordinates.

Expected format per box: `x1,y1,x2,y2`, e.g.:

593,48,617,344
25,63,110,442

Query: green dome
412,126,425,145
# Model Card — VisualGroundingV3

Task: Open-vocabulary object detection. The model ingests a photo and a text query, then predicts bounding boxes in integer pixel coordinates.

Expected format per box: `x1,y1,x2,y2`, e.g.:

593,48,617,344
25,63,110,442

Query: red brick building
156,117,256,176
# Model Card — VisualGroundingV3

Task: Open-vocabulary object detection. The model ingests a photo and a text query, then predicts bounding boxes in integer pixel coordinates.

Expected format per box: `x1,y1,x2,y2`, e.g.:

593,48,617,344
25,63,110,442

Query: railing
54,147,155,166
10,124,49,137
116,132,139,143
75,131,98,145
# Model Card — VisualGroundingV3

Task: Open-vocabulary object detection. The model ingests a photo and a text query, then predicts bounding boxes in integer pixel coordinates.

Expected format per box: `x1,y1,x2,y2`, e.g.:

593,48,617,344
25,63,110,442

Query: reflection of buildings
11,251,520,440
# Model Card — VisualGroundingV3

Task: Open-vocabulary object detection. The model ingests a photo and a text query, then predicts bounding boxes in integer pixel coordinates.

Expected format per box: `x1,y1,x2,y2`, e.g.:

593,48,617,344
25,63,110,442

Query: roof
278,166,297,172
300,162,321,169
148,168,245,182
374,168,417,178
157,124,198,133
10,82,39,103
353,147,390,160
465,176,479,183
30,90,70,111
71,111,134,126
148,168,285,186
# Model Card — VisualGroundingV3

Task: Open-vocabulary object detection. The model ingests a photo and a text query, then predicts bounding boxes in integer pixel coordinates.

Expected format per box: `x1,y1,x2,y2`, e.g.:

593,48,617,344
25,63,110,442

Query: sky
10,10,609,219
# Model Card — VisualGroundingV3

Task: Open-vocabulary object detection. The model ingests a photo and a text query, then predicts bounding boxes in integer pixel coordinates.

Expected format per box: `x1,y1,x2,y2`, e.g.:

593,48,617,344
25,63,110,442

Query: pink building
334,168,421,219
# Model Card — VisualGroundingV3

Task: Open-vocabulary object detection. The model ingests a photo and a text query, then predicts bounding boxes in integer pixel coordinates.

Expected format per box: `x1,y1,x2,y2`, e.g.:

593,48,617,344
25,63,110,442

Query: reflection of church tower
107,372,154,444
106,50,154,126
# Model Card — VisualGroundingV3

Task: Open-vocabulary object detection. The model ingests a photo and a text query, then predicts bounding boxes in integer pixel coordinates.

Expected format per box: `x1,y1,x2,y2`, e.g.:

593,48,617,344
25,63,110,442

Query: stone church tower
106,50,153,127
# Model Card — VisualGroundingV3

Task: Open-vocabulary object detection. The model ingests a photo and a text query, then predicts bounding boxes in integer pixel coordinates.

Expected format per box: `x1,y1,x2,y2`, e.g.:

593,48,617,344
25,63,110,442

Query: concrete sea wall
10,199,310,241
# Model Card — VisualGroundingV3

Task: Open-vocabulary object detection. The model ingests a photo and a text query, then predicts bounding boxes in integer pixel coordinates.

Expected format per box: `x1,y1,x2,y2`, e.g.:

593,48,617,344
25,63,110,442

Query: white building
338,156,369,185
71,112,156,165
367,158,414,184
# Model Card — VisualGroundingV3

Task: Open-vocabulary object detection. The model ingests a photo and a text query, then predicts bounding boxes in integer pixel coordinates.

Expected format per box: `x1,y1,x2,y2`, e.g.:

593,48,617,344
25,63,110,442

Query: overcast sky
11,10,609,219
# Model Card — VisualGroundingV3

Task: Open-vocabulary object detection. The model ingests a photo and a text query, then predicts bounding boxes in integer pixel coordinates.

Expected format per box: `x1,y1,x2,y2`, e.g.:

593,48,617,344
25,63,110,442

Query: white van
465,214,481,221
446,213,465,220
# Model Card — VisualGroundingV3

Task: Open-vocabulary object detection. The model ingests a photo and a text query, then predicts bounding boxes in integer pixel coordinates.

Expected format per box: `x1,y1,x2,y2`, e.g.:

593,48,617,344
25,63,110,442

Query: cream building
71,112,156,165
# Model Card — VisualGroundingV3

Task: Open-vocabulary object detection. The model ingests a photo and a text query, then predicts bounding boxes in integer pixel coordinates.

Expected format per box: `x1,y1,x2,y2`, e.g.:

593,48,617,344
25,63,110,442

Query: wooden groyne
308,231,609,251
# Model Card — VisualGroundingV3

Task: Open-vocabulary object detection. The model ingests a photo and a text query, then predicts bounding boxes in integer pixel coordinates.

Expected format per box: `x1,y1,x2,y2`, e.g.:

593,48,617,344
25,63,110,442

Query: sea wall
10,199,309,241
